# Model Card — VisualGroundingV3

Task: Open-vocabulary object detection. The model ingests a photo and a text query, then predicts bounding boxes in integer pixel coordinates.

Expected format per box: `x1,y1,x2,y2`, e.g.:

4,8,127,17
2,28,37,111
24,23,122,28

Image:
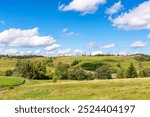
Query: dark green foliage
15,60,49,79
69,67,94,80
126,63,138,78
81,62,105,71
5,69,13,76
55,62,69,80
95,65,112,79
71,59,81,66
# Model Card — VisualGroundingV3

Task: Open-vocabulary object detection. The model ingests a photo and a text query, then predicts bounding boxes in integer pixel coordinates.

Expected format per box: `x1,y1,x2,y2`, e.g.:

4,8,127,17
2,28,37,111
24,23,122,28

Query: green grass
0,77,25,88
0,78,150,100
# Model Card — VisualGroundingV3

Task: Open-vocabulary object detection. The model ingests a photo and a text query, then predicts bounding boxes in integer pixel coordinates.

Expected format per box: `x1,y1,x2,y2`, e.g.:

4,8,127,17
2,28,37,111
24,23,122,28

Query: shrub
5,69,13,76
126,63,138,78
69,67,94,80
55,62,69,80
15,60,49,79
95,65,112,79
71,59,81,66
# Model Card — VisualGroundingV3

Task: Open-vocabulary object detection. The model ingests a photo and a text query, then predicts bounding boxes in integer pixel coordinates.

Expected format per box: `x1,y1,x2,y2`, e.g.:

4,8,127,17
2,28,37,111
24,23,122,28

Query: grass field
0,77,25,88
0,78,150,100
0,56,150,100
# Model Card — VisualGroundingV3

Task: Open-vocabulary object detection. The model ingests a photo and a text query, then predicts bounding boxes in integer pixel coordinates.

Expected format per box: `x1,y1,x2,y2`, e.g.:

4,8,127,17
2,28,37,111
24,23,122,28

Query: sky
0,0,150,56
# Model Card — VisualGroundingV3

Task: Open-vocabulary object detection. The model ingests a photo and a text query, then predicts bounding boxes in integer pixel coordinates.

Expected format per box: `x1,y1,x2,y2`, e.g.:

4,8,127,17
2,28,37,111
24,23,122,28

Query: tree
126,63,138,78
95,65,112,79
15,60,49,79
55,62,69,80
69,67,87,80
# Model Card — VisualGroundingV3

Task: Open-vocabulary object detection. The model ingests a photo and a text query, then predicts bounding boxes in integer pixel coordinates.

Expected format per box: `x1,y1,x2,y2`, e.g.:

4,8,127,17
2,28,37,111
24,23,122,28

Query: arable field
0,78,150,100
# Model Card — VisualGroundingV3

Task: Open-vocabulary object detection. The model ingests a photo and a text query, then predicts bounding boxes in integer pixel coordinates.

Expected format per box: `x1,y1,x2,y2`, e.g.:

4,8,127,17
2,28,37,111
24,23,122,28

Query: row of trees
117,63,150,78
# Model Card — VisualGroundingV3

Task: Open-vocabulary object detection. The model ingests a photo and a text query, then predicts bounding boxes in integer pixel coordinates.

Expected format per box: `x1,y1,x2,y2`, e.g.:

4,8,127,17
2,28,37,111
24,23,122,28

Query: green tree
55,62,69,80
69,67,86,80
95,65,112,79
126,63,138,78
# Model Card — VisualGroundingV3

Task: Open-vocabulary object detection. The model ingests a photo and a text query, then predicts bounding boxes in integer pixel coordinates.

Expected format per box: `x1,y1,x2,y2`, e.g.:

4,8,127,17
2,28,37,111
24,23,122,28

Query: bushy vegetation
71,59,81,66
15,60,49,79
134,54,150,61
95,65,112,79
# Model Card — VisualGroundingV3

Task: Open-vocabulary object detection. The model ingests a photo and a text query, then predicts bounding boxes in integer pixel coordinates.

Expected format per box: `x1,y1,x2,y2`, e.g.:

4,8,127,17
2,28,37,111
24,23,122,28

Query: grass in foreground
0,78,150,100
0,77,24,88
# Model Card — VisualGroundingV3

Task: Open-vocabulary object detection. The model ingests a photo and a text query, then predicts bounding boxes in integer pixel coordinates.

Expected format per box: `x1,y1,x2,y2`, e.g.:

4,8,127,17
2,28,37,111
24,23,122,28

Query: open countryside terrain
0,55,150,100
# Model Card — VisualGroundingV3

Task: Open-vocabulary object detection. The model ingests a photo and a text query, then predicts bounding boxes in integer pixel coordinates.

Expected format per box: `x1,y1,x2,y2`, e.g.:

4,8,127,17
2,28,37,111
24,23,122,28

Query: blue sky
0,0,150,56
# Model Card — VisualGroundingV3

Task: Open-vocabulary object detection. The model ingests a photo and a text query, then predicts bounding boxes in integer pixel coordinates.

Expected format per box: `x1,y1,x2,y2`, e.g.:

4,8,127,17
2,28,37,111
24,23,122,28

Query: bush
69,67,94,80
5,69,13,76
141,68,150,77
71,60,81,66
15,60,49,79
55,62,69,80
126,63,138,78
95,65,112,79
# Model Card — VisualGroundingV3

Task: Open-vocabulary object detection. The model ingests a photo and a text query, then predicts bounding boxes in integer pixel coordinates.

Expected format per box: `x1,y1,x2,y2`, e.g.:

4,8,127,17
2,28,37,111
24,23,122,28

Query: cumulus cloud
62,28,78,37
59,0,106,15
106,1,123,15
101,43,115,49
45,44,61,51
130,41,148,48
91,50,104,55
74,49,84,56
0,28,56,47
87,42,98,49
112,1,150,30
35,49,41,55
0,48,34,56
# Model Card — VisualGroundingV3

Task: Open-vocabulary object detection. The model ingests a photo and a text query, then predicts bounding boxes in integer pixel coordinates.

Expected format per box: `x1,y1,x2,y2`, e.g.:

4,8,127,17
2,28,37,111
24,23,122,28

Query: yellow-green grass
0,59,16,71
0,77,24,88
51,56,150,73
0,78,150,100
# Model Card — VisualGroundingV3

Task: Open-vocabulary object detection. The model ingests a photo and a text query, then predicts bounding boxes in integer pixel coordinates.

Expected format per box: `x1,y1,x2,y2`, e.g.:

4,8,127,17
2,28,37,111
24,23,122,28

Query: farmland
0,55,150,100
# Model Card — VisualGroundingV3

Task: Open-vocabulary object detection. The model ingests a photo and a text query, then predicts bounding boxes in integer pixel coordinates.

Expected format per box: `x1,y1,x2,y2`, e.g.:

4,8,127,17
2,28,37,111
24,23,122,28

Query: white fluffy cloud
130,41,148,48
62,28,78,37
59,0,106,15
91,50,104,55
101,43,115,49
45,44,60,51
106,1,123,15
74,49,84,56
112,1,150,30
0,28,56,47
87,42,98,49
0,49,34,56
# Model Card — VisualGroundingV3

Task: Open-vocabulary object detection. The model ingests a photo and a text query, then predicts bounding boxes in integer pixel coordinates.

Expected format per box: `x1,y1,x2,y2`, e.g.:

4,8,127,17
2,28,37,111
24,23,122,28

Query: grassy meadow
0,55,150,100
0,78,150,100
